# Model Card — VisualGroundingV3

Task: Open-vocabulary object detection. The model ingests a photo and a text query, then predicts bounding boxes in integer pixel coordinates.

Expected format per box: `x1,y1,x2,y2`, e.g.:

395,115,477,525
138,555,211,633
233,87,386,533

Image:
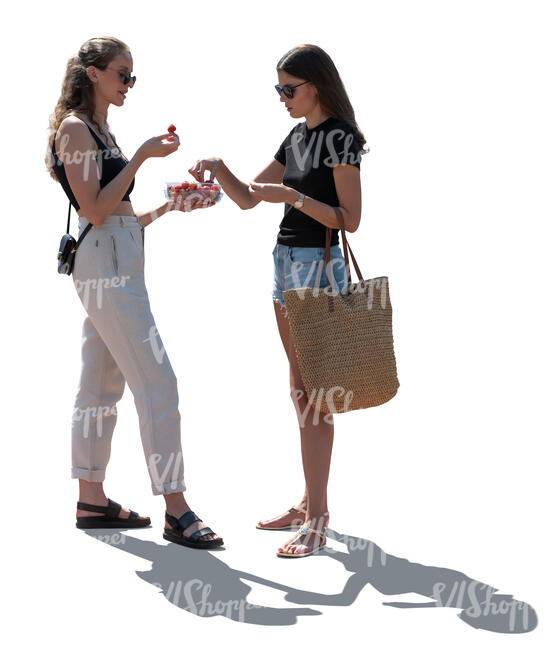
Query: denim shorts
272,242,348,308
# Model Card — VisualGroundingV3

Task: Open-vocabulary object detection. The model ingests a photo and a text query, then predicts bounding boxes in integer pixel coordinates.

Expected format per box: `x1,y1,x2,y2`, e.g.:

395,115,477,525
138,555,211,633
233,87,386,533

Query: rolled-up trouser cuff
152,478,186,495
72,466,106,482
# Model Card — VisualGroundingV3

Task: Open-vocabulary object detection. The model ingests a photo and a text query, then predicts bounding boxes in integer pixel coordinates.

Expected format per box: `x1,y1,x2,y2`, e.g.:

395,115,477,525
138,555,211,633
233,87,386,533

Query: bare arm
248,163,362,233
295,164,362,233
189,157,285,210
57,118,145,226
57,117,178,226
134,202,170,228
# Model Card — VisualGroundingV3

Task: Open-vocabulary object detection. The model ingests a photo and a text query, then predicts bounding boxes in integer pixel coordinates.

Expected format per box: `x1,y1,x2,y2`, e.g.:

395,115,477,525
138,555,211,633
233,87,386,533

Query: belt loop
119,215,125,228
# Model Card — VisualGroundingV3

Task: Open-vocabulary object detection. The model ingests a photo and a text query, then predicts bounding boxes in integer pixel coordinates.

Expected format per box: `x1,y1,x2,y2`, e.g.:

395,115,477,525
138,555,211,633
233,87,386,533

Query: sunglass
274,81,309,99
105,67,136,86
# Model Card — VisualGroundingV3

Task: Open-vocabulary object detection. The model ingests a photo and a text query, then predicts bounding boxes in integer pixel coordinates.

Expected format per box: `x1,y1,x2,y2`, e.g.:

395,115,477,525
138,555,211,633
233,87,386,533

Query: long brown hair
276,44,369,155
45,36,131,181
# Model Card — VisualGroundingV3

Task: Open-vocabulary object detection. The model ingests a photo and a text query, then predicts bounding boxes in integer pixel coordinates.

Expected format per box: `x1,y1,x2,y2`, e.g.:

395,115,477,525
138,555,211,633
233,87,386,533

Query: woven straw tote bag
282,207,399,414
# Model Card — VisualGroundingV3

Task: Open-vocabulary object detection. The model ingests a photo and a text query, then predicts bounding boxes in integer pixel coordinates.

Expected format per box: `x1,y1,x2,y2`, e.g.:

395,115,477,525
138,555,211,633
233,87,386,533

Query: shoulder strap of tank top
54,119,108,156
82,123,108,149
69,115,108,148
109,132,128,161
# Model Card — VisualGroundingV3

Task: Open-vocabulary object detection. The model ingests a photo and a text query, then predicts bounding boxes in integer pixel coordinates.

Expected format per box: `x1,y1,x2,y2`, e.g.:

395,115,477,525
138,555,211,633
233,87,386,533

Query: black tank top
50,118,135,212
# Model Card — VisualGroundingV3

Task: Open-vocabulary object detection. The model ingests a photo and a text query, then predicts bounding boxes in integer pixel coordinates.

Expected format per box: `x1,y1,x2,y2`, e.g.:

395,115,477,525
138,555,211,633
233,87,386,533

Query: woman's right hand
188,157,221,183
138,132,180,160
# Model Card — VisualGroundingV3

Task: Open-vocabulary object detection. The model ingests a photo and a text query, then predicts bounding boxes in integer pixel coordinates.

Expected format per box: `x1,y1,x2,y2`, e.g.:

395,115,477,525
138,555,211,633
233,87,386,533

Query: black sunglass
105,67,136,86
274,81,309,99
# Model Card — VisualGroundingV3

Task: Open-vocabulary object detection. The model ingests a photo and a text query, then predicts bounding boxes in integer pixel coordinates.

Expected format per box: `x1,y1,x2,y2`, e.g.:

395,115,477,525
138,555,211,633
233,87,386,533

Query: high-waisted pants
70,214,185,495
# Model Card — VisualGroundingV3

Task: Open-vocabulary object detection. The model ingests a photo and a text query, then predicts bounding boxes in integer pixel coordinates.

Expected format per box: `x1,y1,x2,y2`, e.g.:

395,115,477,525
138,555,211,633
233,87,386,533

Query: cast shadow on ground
83,526,537,631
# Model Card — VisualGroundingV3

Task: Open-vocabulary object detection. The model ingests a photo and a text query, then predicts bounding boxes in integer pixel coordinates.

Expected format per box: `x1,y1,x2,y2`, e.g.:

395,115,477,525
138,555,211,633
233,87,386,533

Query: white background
1,0,552,647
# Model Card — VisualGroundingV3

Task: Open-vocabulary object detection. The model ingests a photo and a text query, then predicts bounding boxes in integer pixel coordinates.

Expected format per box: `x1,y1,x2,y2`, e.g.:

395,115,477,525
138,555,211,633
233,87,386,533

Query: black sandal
163,510,224,549
76,498,151,529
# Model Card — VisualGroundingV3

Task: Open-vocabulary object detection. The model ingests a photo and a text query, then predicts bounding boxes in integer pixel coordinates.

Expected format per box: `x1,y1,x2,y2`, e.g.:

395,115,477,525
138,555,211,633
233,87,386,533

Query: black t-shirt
274,116,361,247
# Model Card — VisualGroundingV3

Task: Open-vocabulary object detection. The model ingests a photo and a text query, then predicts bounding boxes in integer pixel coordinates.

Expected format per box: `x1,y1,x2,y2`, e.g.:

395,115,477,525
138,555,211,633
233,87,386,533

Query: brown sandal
256,505,307,530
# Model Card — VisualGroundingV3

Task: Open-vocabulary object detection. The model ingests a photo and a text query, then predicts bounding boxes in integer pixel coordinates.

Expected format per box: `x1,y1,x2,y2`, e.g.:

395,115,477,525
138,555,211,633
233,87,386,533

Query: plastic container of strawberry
164,181,223,204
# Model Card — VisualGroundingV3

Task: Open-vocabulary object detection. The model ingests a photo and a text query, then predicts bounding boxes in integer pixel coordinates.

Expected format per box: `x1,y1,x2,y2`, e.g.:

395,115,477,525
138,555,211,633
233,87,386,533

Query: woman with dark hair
189,44,367,558
46,36,223,549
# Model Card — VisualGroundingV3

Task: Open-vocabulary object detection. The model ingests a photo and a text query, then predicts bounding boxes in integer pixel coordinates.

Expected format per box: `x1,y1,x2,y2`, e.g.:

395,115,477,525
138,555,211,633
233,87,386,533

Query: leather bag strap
66,200,71,234
313,207,369,310
67,199,93,253
314,207,365,286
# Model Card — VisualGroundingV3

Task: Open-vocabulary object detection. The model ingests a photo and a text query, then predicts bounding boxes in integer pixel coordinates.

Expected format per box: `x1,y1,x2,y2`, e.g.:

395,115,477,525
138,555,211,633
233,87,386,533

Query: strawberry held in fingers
163,124,178,142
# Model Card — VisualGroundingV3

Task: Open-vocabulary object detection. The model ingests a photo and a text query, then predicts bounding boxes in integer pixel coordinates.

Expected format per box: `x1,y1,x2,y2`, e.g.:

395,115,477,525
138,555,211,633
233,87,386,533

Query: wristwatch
293,192,305,209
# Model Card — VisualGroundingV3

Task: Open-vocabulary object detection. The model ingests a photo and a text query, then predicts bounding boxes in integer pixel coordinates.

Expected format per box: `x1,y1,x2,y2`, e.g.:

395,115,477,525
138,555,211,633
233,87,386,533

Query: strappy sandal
276,516,328,558
256,505,307,530
163,510,224,549
76,498,151,529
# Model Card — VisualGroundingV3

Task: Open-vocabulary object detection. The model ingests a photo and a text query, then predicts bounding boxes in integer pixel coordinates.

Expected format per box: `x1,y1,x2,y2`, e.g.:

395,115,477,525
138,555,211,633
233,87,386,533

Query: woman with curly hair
46,36,223,549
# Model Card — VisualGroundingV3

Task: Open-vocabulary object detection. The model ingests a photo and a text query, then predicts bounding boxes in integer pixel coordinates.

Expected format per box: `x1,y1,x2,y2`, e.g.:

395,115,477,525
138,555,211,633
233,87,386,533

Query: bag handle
314,207,366,290
335,208,364,284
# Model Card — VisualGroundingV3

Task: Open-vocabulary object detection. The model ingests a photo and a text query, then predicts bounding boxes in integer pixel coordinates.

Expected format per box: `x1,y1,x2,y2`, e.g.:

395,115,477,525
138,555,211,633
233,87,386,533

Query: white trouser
71,214,185,495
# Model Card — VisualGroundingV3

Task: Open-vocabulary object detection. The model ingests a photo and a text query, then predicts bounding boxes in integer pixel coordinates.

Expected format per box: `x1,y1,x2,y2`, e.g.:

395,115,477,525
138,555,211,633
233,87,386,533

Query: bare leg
256,300,309,529
272,300,331,554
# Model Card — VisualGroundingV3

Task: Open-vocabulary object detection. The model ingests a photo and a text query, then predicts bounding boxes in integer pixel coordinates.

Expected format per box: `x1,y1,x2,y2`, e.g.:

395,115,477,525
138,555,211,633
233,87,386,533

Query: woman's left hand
166,194,215,213
248,182,292,204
